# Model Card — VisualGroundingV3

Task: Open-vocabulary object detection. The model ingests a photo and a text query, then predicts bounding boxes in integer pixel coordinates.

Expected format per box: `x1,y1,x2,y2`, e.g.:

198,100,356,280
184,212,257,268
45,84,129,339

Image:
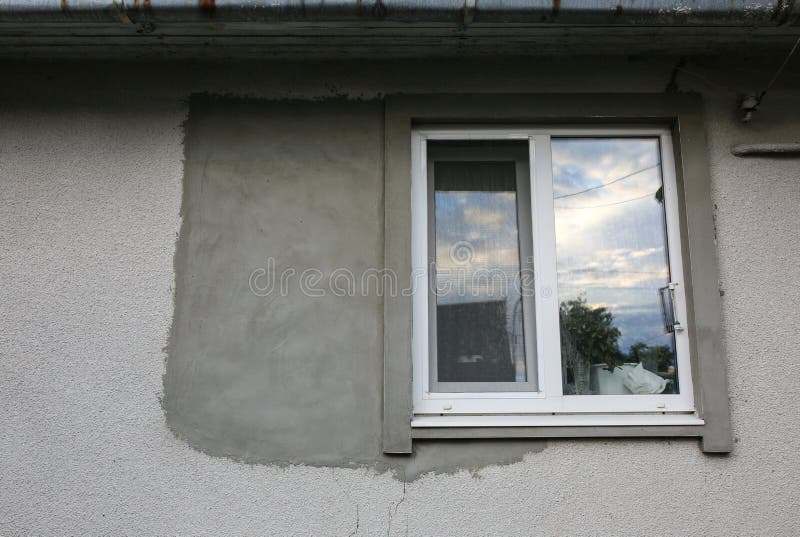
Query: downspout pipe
0,0,795,26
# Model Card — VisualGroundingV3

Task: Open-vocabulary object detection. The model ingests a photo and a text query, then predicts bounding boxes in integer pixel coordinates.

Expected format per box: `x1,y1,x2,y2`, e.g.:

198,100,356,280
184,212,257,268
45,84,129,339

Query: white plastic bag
622,363,668,394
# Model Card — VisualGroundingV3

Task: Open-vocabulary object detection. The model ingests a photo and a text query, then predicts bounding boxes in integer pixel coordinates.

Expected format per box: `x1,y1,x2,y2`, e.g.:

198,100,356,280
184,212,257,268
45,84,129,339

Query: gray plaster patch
396,440,545,481
164,95,546,481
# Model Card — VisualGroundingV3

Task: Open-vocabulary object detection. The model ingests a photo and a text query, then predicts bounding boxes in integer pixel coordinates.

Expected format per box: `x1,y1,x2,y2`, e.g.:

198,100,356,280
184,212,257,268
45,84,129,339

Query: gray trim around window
382,93,732,455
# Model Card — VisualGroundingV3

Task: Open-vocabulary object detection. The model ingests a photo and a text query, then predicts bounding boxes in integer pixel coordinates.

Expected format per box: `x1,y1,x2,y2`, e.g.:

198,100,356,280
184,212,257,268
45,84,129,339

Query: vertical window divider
529,134,563,401
514,148,538,391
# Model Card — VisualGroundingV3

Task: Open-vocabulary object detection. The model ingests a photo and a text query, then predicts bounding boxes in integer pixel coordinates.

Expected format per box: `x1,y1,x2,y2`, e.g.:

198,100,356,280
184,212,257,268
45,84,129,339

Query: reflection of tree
629,341,672,373
559,298,677,394
628,341,648,362
560,296,622,394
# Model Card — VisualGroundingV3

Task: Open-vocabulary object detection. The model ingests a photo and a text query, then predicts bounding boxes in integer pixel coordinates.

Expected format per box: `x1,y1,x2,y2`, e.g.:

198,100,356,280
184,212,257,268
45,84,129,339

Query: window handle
660,282,685,333
668,282,685,332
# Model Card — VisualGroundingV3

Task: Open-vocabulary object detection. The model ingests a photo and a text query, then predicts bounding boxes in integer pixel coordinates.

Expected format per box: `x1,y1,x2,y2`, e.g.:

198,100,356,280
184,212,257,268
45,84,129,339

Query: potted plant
559,297,623,395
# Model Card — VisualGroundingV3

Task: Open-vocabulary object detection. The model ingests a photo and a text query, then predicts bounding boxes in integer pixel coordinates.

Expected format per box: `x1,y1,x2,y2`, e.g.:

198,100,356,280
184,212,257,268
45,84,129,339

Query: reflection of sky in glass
435,191,521,303
434,184,526,378
552,138,673,352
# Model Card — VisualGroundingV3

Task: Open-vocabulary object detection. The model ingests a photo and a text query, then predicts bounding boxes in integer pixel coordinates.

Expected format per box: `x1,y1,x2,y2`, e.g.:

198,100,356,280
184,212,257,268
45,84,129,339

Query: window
411,127,698,424
382,94,730,454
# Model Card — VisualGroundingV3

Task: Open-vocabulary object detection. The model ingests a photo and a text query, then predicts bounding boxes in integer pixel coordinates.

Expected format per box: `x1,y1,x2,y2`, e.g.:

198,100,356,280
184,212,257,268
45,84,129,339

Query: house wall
1,57,799,535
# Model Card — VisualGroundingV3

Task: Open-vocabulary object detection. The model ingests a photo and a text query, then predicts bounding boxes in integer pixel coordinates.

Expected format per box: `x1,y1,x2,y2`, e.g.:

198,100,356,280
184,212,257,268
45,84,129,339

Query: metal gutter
0,0,796,26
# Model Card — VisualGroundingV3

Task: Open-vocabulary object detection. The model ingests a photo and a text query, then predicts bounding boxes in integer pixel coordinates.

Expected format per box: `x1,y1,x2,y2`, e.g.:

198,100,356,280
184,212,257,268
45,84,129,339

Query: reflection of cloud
463,205,506,227
435,191,517,243
435,190,522,302
558,247,669,289
552,138,661,209
552,138,660,192
563,272,666,290
437,245,519,272
587,301,620,310
553,138,671,351
630,247,662,259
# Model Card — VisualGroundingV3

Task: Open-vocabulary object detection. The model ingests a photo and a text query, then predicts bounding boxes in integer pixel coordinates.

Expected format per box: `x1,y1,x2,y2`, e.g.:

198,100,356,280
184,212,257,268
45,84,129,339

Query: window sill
411,414,706,441
412,413,704,428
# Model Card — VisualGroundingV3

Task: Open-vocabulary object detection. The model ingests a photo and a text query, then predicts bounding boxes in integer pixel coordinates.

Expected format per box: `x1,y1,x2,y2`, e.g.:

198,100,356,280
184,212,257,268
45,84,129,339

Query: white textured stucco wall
1,59,799,535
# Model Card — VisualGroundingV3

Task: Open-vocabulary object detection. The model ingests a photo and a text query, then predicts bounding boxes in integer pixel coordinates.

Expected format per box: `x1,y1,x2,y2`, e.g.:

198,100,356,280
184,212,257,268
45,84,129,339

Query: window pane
433,158,530,386
552,138,679,395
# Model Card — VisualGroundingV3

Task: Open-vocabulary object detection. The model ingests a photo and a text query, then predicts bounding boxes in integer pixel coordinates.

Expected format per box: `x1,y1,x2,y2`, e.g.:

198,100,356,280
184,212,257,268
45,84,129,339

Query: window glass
552,138,679,396
432,154,531,388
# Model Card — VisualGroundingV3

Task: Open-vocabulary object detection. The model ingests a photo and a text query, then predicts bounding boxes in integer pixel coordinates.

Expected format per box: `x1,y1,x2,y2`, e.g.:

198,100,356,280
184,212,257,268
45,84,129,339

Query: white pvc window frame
411,125,699,425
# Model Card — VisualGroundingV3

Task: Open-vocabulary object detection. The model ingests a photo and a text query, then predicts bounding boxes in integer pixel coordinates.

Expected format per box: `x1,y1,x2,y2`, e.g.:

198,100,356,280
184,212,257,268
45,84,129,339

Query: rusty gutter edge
0,0,794,26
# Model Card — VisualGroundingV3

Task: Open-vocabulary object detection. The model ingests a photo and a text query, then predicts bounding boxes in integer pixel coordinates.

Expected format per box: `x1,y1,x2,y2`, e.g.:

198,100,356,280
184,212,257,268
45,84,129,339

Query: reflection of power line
554,163,661,200
555,191,654,210
558,285,665,290
560,269,665,274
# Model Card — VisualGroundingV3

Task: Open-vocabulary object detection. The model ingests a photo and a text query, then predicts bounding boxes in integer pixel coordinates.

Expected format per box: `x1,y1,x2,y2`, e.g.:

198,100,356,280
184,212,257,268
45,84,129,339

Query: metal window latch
668,282,685,332
660,282,685,333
